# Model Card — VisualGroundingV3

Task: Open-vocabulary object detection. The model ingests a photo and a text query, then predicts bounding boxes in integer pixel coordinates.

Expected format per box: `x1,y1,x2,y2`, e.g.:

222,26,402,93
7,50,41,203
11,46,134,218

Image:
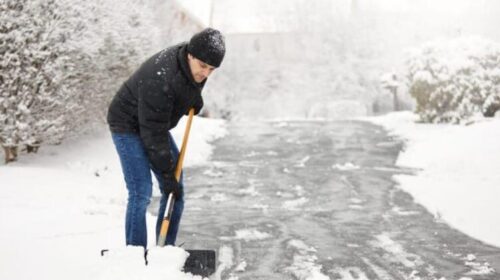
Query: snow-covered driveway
170,120,500,280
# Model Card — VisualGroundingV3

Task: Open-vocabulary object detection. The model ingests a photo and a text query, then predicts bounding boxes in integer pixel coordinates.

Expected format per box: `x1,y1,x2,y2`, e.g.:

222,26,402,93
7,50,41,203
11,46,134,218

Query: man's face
187,54,216,83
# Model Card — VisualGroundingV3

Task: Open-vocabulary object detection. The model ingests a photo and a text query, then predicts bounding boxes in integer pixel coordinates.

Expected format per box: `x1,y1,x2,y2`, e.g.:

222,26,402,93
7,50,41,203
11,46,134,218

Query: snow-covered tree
404,37,500,124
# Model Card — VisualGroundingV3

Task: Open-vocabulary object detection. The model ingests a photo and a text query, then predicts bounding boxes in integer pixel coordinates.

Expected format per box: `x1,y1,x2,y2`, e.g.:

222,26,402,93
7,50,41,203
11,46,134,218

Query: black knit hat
187,28,226,67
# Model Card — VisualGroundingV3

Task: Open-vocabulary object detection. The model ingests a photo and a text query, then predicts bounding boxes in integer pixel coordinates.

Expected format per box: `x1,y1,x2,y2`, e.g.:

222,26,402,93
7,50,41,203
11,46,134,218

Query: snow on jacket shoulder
107,43,204,175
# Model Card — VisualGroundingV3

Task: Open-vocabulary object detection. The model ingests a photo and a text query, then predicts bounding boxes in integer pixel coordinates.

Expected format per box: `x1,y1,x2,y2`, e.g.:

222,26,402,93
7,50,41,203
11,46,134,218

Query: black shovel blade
184,249,216,277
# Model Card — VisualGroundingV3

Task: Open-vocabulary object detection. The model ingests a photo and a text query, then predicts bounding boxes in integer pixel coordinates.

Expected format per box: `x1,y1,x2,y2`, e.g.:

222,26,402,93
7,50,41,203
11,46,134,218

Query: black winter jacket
107,43,204,176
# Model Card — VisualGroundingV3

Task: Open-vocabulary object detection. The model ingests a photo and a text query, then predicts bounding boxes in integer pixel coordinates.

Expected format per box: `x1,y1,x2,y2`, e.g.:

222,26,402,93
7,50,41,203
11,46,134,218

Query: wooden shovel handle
175,108,195,181
158,108,195,247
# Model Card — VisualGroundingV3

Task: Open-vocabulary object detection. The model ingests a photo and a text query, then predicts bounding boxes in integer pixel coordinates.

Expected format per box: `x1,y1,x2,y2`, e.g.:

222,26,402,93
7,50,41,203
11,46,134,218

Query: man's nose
202,68,211,77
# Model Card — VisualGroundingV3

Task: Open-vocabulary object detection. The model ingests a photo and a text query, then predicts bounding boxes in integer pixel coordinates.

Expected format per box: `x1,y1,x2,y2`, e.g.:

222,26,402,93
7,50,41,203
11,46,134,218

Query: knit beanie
187,28,226,67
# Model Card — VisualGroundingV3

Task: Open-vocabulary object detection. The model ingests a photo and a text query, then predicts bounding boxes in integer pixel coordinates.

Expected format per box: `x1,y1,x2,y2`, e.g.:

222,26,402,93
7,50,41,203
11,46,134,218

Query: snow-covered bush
0,0,161,163
405,37,500,123
0,0,82,162
70,0,161,127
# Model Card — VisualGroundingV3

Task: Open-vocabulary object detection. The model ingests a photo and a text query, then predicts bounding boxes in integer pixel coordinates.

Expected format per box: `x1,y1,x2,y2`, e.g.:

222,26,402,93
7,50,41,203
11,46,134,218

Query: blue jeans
111,132,184,248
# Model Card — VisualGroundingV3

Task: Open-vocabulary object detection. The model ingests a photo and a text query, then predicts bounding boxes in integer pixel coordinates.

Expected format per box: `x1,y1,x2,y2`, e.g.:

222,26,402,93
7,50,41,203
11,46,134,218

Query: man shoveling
106,28,225,276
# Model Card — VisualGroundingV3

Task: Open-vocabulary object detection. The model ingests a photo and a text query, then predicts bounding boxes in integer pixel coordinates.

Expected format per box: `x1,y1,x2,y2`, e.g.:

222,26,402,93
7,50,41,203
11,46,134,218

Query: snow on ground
0,117,226,280
282,197,309,210
285,239,330,280
370,233,424,268
4,109,500,279
213,245,234,280
332,162,361,171
366,111,500,248
210,193,229,202
220,228,272,241
237,185,260,196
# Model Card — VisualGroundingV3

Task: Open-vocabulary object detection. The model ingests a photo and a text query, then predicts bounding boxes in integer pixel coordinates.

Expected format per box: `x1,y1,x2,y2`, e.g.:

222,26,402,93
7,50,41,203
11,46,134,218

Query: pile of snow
367,111,500,247
0,117,226,280
96,246,203,280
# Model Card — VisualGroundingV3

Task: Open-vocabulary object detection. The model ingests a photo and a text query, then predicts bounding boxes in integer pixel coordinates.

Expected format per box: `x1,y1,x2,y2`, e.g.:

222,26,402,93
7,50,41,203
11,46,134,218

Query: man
107,28,225,248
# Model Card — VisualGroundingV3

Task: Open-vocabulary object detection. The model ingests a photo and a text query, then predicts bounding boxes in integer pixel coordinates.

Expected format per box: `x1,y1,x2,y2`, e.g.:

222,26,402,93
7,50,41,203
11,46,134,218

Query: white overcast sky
175,0,494,33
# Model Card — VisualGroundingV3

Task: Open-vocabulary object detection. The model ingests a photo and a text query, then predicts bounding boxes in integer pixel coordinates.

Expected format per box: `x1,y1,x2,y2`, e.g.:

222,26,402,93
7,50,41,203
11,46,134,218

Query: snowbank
366,112,500,247
0,117,226,280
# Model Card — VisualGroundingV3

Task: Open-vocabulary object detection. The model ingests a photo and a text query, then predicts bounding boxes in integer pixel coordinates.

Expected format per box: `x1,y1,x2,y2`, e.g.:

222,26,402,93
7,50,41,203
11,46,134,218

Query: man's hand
185,97,203,115
163,173,183,199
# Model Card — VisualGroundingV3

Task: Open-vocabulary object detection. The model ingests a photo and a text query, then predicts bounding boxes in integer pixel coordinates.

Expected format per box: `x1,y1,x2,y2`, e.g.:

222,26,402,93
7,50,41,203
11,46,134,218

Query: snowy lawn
0,117,226,280
367,111,500,248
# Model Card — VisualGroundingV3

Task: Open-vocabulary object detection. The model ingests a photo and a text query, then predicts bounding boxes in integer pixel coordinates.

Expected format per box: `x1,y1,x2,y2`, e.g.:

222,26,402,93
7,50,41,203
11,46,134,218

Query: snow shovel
157,108,216,277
